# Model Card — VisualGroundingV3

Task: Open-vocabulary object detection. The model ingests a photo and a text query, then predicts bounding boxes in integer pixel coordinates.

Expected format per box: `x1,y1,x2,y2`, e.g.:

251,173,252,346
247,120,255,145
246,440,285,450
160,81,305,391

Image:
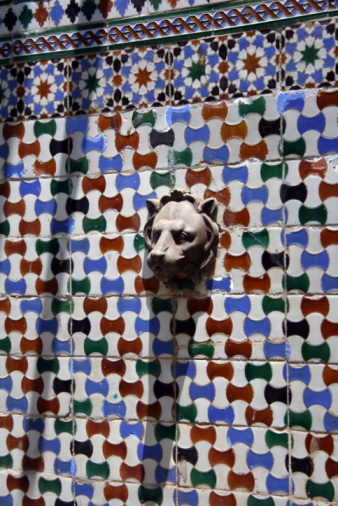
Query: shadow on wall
0,39,223,501
0,45,177,502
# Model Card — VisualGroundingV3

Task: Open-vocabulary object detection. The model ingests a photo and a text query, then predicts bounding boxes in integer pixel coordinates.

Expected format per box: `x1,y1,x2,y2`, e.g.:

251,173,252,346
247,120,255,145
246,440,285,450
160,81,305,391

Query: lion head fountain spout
144,190,219,283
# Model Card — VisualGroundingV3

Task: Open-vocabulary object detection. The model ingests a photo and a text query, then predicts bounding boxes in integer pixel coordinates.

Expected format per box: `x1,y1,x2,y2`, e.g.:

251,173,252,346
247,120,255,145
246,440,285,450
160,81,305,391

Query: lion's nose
151,251,165,265
150,232,170,263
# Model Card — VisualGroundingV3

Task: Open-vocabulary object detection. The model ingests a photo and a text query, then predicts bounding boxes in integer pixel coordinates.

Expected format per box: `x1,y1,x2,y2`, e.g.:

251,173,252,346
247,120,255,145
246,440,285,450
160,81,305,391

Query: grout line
278,25,293,501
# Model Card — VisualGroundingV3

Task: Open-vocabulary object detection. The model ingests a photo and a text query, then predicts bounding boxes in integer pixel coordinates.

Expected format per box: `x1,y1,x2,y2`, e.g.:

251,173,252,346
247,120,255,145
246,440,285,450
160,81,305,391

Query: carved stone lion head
144,190,219,283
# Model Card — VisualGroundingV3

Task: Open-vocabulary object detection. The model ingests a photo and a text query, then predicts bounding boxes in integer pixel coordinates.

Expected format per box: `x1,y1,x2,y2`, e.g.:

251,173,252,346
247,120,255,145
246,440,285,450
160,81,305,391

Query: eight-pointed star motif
31,73,57,105
182,54,211,89
294,36,326,73
79,68,105,99
236,45,268,82
129,61,157,95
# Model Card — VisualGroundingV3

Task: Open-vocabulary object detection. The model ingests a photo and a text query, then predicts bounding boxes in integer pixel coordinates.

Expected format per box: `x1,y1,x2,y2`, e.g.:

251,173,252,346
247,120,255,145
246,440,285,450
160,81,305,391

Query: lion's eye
173,231,189,245
152,230,160,243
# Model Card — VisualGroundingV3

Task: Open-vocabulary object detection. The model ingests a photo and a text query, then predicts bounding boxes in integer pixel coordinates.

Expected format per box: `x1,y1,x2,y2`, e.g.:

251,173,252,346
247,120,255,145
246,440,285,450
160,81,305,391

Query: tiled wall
0,4,338,505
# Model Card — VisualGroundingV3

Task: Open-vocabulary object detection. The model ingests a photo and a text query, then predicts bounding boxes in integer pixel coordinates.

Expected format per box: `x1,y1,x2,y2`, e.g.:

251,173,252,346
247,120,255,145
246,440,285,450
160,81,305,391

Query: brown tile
100,316,125,335
202,101,228,121
301,296,329,317
84,297,107,315
246,406,273,426
83,175,106,194
104,484,128,502
86,420,110,438
209,447,235,467
133,152,157,170
117,255,142,274
103,440,127,459
191,425,216,445
228,470,254,491
299,158,327,179
118,337,142,356
207,362,234,381
186,167,211,187
101,358,126,377
225,339,252,359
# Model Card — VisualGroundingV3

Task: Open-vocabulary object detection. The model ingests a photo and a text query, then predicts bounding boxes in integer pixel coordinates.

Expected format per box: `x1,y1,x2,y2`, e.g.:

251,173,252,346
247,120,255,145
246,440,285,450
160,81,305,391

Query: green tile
132,110,156,128
265,430,288,449
245,363,272,382
239,97,266,117
81,0,96,20
73,399,92,416
34,119,57,138
83,216,106,233
288,410,312,431
0,336,11,354
242,229,269,249
155,423,176,442
151,298,173,314
169,147,193,167
69,157,89,174
52,299,73,315
191,469,216,488
37,357,60,374
86,460,109,480
134,234,145,252
263,296,287,314
306,480,334,502
299,204,327,225
69,277,91,295
136,359,161,378
150,171,173,190
188,339,214,359
284,274,310,292
248,497,275,506
51,179,72,196
84,337,108,356
302,342,330,362
260,162,287,182
280,138,306,157
176,403,197,422
36,238,60,256
0,221,10,236
138,485,163,505
54,419,73,435
0,454,12,469
38,477,61,496
19,5,33,29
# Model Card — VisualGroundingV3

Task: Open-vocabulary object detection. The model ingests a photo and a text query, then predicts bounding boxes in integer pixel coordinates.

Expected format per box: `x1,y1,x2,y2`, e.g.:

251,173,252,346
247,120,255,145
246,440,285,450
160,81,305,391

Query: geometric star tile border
2,21,338,119
0,0,333,64
283,20,336,90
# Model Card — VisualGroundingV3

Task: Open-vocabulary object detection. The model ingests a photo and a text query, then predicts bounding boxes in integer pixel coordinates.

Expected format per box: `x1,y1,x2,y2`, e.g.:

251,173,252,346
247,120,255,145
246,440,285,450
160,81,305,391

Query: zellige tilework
0,4,337,506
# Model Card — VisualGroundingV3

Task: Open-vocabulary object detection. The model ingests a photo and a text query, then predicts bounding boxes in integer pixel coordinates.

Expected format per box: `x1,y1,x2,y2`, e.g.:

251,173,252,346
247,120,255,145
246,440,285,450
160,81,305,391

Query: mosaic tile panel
69,47,169,116
2,24,338,115
176,426,290,494
0,60,70,122
171,32,279,105
0,9,337,506
283,20,336,90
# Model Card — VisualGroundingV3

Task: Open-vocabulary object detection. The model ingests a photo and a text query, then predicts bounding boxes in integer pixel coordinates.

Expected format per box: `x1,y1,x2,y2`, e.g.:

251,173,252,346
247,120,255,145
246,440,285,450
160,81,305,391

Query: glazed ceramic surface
0,0,337,504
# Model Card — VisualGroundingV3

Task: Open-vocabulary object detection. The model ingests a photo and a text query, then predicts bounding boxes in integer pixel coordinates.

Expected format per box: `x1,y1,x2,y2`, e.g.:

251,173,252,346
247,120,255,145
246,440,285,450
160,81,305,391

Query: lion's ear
201,198,218,221
146,199,161,218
